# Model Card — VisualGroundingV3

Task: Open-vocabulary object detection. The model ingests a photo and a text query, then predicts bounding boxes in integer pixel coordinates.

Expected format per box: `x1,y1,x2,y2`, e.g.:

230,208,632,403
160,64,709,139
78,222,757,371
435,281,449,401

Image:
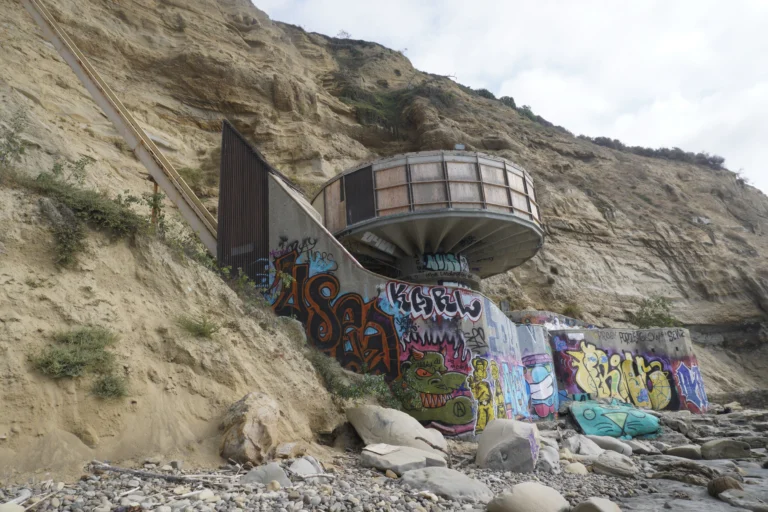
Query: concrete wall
550,328,708,413
505,309,596,330
262,174,707,438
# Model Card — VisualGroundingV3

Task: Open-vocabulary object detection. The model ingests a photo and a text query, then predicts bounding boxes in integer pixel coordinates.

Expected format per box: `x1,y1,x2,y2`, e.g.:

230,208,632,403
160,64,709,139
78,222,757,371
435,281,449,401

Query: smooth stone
592,450,637,478
718,489,768,511
400,467,493,503
564,462,589,475
701,439,752,460
288,456,324,482
572,497,622,512
624,439,661,455
665,445,702,460
361,446,426,475
586,435,633,456
537,445,561,474
347,405,445,456
562,434,604,457
242,462,292,488
0,505,25,512
487,482,569,512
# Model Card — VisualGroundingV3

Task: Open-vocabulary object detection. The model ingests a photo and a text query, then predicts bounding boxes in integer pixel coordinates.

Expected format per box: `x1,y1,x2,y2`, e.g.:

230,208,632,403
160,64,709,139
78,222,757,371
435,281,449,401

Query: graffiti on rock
386,282,483,322
570,399,661,439
673,361,708,413
268,249,401,379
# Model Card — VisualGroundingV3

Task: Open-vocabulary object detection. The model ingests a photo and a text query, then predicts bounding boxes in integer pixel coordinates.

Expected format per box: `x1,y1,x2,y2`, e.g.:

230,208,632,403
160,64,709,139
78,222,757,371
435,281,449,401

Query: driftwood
89,461,232,489
415,436,453,468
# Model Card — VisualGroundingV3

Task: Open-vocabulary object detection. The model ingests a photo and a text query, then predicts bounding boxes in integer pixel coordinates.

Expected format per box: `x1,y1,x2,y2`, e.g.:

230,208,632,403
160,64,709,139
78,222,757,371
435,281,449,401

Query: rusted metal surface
217,121,270,284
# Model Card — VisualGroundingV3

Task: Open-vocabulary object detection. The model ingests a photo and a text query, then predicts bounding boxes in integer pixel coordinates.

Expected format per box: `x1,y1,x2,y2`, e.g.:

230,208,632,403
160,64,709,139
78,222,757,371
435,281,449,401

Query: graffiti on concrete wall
552,333,680,411
673,361,708,413
386,282,483,322
420,253,470,274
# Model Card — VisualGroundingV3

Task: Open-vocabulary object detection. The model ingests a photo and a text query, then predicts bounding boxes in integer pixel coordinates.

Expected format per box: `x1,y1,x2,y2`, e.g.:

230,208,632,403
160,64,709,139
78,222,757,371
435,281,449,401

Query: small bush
32,326,117,378
52,220,87,266
92,374,127,398
562,303,583,319
305,349,405,409
629,297,681,328
474,88,496,100
0,108,28,172
637,193,654,205
177,315,220,338
499,96,516,109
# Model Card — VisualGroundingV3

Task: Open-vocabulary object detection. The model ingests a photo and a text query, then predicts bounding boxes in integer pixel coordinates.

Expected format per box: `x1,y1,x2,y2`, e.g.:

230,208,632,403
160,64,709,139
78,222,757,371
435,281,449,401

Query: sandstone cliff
2,0,767,328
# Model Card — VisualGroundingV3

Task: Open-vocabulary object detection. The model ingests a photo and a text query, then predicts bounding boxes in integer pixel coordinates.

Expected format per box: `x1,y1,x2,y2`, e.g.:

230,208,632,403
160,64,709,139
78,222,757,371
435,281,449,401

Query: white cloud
256,0,768,193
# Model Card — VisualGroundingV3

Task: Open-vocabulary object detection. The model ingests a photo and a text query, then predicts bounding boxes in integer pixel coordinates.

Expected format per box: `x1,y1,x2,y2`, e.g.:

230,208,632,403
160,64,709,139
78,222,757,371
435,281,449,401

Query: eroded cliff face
2,0,767,328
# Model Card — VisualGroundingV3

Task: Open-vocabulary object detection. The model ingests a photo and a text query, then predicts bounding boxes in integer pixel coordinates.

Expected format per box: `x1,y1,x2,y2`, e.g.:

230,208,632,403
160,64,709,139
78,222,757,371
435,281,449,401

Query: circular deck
311,151,544,285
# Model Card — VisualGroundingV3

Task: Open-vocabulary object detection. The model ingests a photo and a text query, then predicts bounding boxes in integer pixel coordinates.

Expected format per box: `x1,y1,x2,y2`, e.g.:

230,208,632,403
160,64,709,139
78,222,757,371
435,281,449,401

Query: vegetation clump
92,374,128,399
177,314,220,338
629,296,681,328
578,135,726,170
561,303,583,319
305,349,412,410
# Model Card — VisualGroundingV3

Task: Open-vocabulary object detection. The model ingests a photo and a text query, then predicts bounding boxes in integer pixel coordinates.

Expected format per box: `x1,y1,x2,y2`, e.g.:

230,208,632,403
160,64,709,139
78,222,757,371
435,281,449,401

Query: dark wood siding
344,165,375,225
217,121,270,287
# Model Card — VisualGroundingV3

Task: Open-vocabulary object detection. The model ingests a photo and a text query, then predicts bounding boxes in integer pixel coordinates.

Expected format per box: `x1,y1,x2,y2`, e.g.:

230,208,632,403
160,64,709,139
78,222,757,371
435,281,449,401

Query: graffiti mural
673,361,708,413
468,357,495,433
523,354,557,420
268,249,401,379
552,332,684,412
570,399,661,439
420,253,470,273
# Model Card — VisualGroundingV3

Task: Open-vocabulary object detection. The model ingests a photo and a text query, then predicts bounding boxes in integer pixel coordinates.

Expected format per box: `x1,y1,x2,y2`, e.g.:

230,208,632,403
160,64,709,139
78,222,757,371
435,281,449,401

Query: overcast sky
255,0,768,193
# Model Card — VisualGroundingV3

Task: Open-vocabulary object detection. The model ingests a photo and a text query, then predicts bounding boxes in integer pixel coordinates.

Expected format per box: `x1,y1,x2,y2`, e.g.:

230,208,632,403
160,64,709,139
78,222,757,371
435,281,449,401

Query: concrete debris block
476,419,541,472
242,461,292,488
586,435,632,456
360,446,427,476
219,392,279,464
718,489,768,511
564,462,589,475
592,450,637,478
487,482,569,512
572,497,622,512
346,405,443,455
400,467,493,504
701,439,752,460
708,476,744,497
665,445,702,460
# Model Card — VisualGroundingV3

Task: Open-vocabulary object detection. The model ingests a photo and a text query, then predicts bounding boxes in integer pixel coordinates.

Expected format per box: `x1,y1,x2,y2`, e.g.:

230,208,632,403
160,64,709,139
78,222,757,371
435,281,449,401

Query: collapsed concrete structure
217,123,709,437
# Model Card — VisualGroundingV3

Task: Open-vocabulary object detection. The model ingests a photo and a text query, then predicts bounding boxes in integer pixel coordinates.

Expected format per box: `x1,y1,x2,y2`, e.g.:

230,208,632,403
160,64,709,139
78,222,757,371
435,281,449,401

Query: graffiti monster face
403,349,467,408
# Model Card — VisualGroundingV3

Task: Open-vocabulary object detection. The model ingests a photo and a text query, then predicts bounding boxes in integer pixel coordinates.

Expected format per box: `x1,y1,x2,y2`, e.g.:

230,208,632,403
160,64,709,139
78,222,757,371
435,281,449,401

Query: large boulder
701,439,752,460
346,405,443,455
718,489,768,511
476,419,540,472
592,450,637,478
219,392,279,464
487,482,569,512
586,435,633,456
400,467,493,503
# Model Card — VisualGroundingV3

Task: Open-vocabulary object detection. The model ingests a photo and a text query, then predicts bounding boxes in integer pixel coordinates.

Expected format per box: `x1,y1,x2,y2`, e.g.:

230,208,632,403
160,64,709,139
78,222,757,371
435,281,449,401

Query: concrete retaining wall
550,329,708,413
262,174,707,437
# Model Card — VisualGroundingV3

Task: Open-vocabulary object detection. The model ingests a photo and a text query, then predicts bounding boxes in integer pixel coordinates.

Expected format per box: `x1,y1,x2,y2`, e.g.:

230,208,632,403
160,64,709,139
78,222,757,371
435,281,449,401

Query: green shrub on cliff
630,297,681,328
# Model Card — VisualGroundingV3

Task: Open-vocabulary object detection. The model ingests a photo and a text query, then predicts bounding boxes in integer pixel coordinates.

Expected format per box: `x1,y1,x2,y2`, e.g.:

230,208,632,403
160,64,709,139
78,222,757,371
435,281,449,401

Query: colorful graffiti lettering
270,249,401,379
673,361,708,413
556,337,677,411
386,282,483,322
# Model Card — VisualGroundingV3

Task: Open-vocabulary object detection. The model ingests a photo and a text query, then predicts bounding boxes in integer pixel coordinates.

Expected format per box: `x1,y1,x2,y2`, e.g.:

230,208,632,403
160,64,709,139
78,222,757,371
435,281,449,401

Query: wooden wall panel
447,162,477,180
410,162,443,182
481,165,505,185
325,180,346,232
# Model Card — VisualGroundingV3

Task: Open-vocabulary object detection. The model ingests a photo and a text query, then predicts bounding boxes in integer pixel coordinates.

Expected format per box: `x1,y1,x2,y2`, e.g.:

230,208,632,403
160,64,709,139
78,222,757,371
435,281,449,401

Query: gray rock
487,482,569,512
562,434,604,457
719,489,768,511
665,444,703,460
346,405,443,455
572,497,622,512
702,439,752,460
537,445,561,474
564,462,588,475
361,446,426,475
422,428,448,451
400,467,493,503
0,505,25,512
242,462,292,488
592,450,637,478
288,456,324,483
476,419,540,472
586,435,632,456
623,439,661,455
